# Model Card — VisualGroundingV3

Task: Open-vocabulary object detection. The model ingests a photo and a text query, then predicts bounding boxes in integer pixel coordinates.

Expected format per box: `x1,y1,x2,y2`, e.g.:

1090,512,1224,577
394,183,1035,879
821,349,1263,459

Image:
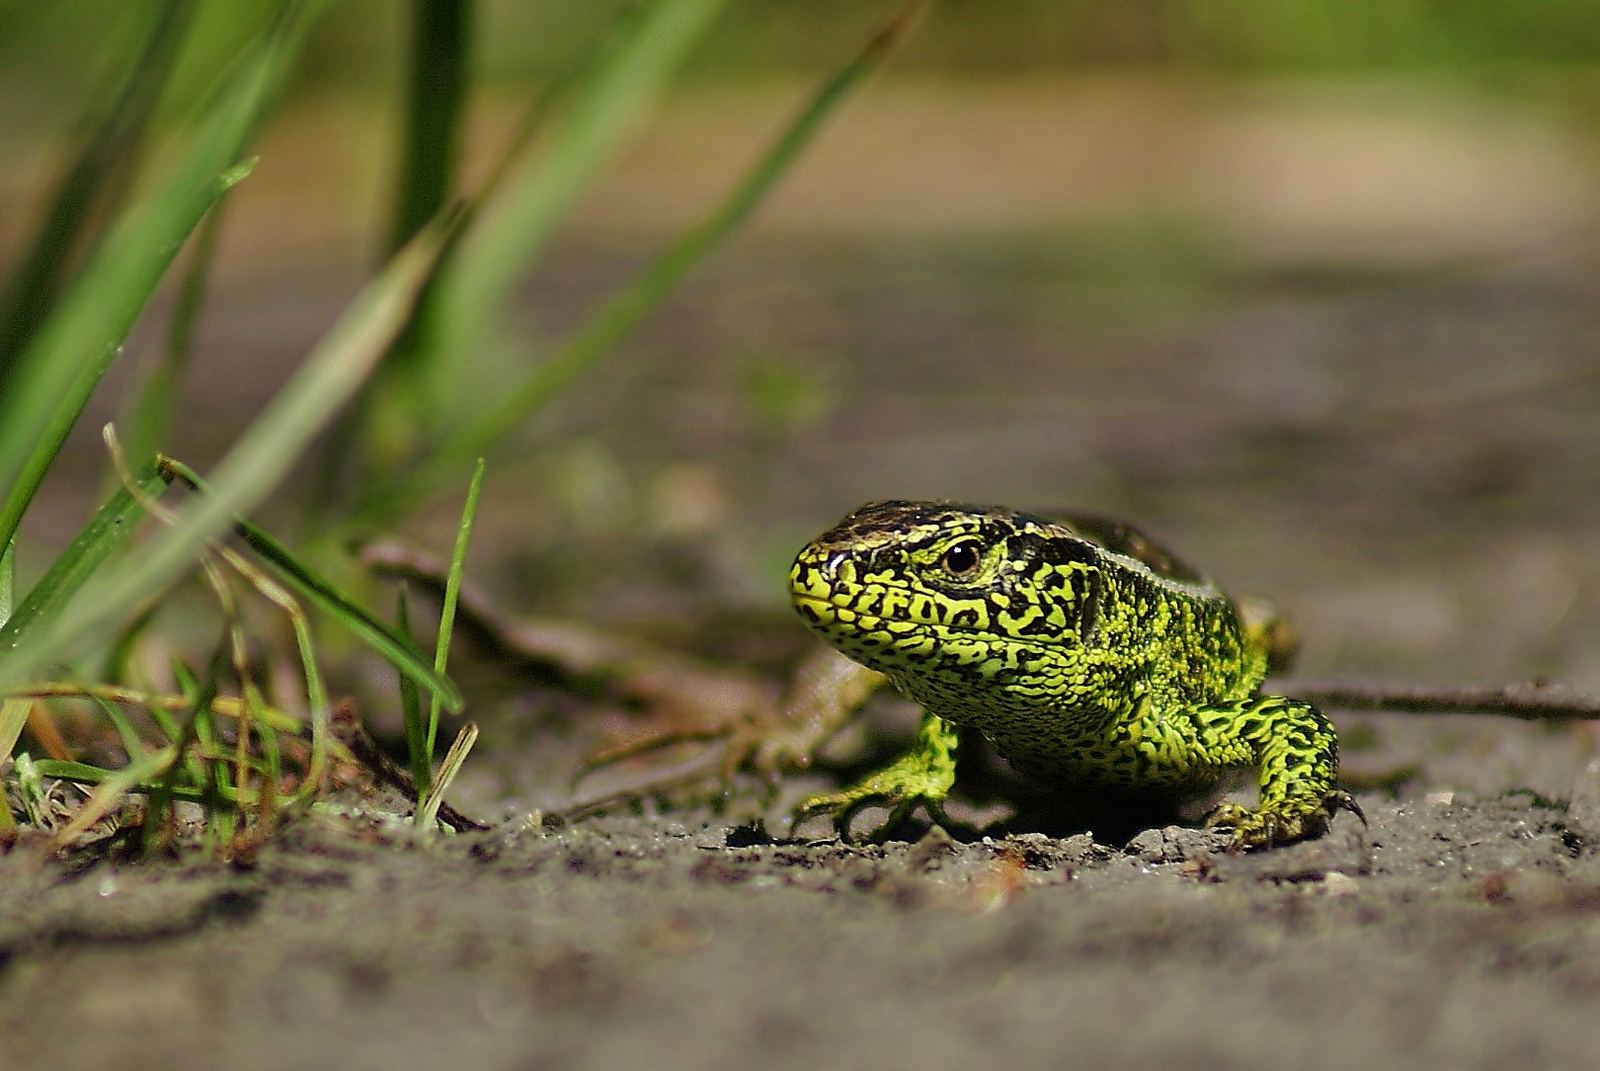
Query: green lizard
789,500,1359,850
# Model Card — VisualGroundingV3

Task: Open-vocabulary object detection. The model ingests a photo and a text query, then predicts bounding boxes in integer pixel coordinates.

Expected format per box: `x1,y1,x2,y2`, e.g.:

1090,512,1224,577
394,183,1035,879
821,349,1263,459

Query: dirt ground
7,80,1600,1069
3,794,1600,1071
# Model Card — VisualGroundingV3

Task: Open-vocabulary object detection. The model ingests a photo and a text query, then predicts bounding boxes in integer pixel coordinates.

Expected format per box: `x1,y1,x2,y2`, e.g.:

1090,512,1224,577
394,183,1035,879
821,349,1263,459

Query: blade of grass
162,658,203,740
0,2,326,557
32,760,209,803
0,160,253,557
396,584,429,791
391,0,472,254
0,538,12,625
327,0,642,501
101,426,346,799
255,685,281,812
4,683,301,735
426,457,483,757
165,638,229,801
90,693,150,760
123,197,230,468
349,0,927,530
188,634,233,848
429,0,724,380
167,488,346,798
0,458,174,654
332,0,475,489
464,0,928,445
42,757,286,803
0,547,12,834
0,0,201,383
162,457,462,713
46,744,177,853
0,217,454,696
0,539,12,838
20,704,70,762
28,759,117,783
0,697,20,839
204,550,257,811
33,750,277,807
415,720,477,832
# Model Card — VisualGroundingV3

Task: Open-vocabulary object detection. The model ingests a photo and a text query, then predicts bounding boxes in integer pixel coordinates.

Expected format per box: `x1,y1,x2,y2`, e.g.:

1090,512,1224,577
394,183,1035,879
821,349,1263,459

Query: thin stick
1284,680,1600,722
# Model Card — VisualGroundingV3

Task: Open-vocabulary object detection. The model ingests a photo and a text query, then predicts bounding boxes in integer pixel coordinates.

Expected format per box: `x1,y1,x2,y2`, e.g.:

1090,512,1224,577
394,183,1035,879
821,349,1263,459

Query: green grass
0,0,923,855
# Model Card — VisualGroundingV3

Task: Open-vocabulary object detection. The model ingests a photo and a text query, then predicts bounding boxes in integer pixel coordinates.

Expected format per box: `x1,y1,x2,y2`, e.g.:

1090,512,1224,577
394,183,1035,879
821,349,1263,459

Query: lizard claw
1207,791,1366,851
792,788,933,842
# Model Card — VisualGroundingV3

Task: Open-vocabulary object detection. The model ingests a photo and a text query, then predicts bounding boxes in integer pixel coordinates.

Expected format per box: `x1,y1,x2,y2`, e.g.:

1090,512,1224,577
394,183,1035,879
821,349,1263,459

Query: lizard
787,499,1361,850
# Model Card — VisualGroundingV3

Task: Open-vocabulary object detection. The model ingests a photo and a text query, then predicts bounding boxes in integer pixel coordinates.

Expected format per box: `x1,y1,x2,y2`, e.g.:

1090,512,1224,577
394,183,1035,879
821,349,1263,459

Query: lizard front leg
1192,695,1360,849
792,709,960,839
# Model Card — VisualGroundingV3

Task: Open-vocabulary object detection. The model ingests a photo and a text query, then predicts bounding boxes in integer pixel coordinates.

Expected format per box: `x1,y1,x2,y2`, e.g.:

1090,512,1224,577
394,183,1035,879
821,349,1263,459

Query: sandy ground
8,78,1600,1069
3,793,1600,1070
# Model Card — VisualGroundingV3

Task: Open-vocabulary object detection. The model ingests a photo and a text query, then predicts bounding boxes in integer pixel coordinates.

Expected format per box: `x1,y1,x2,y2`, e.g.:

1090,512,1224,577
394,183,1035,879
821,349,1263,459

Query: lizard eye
940,540,983,578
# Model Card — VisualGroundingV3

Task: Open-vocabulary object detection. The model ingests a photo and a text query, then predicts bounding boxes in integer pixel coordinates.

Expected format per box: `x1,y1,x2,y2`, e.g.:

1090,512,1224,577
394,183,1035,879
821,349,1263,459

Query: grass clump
0,0,926,858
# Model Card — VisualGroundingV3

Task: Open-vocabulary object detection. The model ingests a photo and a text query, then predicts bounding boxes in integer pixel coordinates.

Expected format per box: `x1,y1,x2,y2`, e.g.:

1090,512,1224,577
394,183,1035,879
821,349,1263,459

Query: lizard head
789,501,1121,711
790,499,1268,736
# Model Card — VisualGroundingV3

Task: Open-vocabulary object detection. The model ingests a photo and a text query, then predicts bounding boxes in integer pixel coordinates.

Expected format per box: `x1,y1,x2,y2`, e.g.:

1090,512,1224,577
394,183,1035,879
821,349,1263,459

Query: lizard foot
1206,791,1365,852
792,751,957,842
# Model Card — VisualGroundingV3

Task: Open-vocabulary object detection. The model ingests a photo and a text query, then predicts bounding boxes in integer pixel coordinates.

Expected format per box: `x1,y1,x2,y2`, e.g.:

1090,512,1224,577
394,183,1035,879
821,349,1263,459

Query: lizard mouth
791,592,876,625
792,592,1064,649
791,593,914,638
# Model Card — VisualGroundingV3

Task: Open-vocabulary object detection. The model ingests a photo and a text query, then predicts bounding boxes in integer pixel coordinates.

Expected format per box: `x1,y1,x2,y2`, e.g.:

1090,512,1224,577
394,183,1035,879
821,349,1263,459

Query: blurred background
4,1,1600,801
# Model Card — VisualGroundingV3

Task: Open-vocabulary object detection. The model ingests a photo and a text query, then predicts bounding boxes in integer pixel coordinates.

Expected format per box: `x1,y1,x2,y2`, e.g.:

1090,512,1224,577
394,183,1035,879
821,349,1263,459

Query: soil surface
4,798,1600,1071
8,79,1600,1069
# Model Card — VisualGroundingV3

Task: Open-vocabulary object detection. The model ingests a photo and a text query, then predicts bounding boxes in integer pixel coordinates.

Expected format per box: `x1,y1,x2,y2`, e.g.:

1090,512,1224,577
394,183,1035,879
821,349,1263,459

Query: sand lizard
789,500,1359,850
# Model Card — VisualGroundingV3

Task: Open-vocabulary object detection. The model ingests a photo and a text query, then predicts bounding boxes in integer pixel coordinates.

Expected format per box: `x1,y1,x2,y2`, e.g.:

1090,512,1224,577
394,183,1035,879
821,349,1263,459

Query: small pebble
1564,759,1600,842
1322,872,1360,895
1126,828,1168,862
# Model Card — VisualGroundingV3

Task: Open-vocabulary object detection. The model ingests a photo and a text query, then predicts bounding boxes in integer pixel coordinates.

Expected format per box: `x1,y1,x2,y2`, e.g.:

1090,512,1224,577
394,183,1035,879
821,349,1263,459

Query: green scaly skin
788,500,1357,851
